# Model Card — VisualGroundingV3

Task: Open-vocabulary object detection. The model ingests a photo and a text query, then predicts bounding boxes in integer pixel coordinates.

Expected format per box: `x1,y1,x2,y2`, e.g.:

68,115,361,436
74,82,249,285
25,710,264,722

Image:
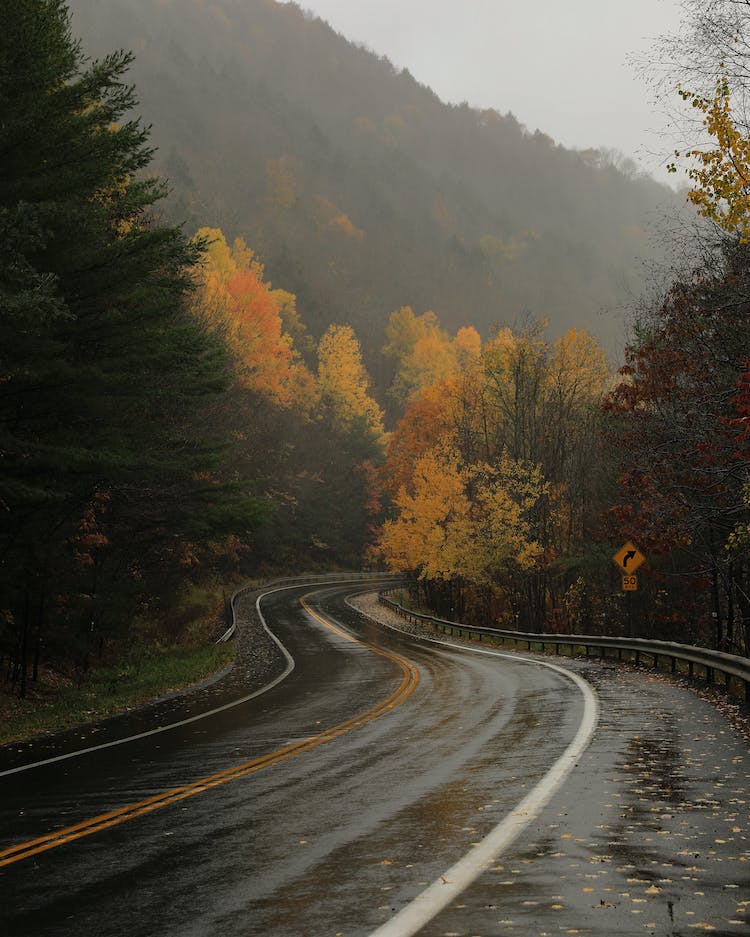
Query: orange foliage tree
380,316,612,628
194,227,315,409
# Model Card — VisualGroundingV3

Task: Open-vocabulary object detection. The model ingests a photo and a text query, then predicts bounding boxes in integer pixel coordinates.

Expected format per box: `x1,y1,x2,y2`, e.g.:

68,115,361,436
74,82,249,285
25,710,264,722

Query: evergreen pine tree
0,1,243,691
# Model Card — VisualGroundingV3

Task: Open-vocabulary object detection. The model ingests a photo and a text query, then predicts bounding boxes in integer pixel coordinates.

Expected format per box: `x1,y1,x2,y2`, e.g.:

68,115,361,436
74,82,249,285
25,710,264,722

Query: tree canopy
0,0,236,691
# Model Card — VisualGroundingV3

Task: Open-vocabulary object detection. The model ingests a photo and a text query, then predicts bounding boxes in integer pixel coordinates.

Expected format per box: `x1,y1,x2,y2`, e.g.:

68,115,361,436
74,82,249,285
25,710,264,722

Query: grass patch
0,641,234,746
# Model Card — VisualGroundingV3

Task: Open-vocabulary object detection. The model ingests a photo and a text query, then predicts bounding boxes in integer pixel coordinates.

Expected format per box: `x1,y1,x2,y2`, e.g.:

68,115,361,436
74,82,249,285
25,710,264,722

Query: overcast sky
299,0,685,184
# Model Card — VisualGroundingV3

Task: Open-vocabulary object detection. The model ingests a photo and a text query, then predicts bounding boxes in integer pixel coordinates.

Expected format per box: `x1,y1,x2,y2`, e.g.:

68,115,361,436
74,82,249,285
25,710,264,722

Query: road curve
1,582,747,936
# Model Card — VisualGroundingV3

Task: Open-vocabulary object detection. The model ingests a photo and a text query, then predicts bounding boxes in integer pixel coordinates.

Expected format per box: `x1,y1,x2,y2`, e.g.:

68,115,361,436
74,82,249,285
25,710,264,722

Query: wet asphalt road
1,582,748,937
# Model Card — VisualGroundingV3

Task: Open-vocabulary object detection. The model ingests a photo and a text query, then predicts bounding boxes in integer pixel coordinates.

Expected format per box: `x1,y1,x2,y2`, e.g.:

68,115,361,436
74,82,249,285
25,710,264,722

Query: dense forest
2,0,749,713
0,1,386,699
64,0,680,393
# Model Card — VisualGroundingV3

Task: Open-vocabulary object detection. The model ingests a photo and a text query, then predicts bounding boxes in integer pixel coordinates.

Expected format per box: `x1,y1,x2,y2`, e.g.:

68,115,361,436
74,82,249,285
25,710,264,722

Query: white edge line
1,577,397,777
352,601,600,937
0,585,301,778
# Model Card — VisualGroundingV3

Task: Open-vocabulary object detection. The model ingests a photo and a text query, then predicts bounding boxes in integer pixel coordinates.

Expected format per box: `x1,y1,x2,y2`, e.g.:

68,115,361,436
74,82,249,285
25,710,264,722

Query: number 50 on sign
622,575,638,591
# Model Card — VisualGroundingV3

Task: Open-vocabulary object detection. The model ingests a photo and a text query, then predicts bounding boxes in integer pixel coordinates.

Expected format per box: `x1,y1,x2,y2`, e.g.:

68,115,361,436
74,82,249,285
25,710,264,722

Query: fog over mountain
68,0,680,379
299,0,684,185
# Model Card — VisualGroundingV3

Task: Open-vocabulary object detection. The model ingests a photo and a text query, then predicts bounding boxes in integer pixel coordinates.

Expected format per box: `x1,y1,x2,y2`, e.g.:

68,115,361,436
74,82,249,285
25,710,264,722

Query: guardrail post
375,586,750,709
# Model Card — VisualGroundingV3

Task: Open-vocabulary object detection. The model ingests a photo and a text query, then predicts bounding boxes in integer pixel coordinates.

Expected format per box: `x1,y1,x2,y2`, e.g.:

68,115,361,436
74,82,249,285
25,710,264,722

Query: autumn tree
317,324,385,440
481,322,550,464
669,78,750,241
302,325,385,562
380,447,469,584
445,456,548,626
193,228,315,409
383,380,457,495
647,3,750,244
380,444,547,623
383,306,481,405
380,315,611,629
605,239,750,653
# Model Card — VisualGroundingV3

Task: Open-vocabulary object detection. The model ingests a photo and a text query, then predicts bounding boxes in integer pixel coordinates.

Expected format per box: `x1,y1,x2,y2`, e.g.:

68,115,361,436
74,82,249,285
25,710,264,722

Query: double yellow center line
0,594,419,869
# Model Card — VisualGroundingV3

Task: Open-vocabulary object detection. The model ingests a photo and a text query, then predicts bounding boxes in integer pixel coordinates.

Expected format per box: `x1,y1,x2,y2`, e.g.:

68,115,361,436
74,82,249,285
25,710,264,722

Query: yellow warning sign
613,541,646,574
622,575,638,591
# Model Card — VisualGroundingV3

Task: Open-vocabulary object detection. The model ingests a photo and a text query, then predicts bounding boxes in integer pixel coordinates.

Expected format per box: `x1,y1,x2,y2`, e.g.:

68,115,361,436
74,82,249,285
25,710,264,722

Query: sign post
613,541,646,578
613,541,646,636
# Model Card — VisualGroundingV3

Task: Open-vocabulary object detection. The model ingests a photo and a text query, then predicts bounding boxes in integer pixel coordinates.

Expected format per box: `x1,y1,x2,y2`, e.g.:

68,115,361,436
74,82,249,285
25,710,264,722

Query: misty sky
299,0,685,183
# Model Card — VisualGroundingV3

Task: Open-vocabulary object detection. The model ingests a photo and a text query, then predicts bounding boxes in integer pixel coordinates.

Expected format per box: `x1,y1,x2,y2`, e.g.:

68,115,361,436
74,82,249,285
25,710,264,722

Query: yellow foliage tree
381,444,547,587
383,306,481,404
454,325,482,363
482,322,549,463
672,78,750,241
548,329,610,403
445,457,548,588
380,447,469,579
317,324,385,441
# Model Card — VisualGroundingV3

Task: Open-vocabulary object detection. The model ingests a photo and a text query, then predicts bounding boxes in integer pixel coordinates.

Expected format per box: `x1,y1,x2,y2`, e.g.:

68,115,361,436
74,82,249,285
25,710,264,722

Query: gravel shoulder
0,584,287,772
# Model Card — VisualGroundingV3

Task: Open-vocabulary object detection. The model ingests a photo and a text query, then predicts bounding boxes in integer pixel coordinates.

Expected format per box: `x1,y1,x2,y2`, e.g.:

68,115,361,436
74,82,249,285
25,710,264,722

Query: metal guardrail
379,594,750,704
215,571,403,643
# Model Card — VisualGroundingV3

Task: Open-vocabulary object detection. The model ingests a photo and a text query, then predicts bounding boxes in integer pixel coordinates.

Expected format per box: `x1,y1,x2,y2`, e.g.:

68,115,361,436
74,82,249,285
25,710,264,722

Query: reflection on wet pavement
1,586,748,937
430,667,749,937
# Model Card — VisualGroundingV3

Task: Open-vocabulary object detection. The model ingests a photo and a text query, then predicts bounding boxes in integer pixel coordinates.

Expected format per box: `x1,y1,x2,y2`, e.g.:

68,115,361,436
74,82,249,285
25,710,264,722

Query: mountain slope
67,0,677,378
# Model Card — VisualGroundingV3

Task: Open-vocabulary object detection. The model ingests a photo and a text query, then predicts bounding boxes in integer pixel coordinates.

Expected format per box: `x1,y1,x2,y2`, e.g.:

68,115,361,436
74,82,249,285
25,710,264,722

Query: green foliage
0,0,242,697
0,640,234,745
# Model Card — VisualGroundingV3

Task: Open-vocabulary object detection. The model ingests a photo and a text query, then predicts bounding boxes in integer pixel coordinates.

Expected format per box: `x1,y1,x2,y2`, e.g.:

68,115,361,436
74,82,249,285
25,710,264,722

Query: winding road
1,579,748,936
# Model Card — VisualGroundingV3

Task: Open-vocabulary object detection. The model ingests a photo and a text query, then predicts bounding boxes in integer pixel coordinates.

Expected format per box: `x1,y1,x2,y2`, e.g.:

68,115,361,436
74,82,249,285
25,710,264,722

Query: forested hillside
1,2,386,709
66,0,676,385
5,0,749,733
